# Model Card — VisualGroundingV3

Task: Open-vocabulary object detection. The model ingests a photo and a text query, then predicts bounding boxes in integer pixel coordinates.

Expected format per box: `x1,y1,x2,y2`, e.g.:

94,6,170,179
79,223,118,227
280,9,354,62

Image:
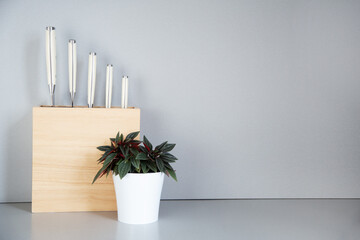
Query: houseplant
92,131,178,224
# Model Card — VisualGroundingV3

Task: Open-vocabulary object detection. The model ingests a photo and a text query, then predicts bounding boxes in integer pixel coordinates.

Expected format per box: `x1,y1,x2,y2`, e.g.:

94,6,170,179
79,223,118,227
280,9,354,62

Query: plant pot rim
112,172,164,176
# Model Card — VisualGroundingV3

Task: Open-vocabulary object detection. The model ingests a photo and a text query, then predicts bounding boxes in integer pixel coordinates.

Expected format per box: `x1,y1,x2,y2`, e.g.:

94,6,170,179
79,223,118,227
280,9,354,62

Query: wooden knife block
32,106,140,213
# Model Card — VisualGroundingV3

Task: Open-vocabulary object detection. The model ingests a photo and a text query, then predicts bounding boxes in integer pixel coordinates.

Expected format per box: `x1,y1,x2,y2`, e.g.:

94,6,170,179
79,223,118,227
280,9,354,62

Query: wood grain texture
32,107,140,213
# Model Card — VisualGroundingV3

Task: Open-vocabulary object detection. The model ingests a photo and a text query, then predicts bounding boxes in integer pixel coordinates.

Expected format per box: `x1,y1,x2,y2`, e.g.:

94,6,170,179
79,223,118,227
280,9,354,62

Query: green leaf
120,133,124,142
162,143,176,152
167,168,177,181
155,141,167,151
115,132,120,143
113,164,118,175
97,146,111,152
125,131,140,141
139,145,148,153
111,140,117,149
161,153,178,161
118,160,131,179
163,162,174,170
156,158,164,171
92,159,112,184
141,162,149,173
92,167,104,184
143,135,153,151
103,152,117,166
136,152,148,161
147,162,157,172
160,157,176,163
119,145,125,155
131,140,142,145
97,151,109,163
130,148,139,156
132,158,140,169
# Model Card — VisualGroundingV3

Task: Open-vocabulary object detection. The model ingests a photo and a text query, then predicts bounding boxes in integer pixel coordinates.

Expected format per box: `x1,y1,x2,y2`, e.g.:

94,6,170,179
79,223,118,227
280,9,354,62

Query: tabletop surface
1,199,359,240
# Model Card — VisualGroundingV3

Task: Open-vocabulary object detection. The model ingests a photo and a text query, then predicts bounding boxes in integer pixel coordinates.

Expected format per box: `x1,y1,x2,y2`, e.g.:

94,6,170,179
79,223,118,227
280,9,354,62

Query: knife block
32,106,140,213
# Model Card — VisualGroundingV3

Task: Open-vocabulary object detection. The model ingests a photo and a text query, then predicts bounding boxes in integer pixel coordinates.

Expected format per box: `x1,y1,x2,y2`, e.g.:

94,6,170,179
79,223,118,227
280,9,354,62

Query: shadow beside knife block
32,106,140,213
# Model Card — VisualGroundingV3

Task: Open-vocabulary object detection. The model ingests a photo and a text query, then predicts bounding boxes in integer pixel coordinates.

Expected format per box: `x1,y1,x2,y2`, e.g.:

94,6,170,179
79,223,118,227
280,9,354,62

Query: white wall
1,0,360,202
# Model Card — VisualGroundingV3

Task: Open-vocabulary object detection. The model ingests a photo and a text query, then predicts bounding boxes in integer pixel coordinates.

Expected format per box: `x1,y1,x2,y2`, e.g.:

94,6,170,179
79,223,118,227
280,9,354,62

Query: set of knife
45,26,129,108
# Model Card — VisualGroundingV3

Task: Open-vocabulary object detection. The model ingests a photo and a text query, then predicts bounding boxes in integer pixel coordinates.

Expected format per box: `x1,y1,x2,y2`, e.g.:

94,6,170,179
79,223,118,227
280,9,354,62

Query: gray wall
1,0,360,202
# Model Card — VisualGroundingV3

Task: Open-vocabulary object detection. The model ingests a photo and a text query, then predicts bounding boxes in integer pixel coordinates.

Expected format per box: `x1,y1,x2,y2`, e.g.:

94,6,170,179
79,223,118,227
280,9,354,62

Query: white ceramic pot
112,172,164,224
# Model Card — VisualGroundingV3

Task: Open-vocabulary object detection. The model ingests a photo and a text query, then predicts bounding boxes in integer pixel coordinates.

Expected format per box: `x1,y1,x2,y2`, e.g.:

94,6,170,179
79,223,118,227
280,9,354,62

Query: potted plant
92,131,178,224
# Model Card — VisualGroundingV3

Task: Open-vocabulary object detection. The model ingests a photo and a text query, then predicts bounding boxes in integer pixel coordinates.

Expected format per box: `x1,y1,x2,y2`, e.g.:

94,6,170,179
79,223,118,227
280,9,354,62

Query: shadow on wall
5,112,32,203
3,38,41,203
